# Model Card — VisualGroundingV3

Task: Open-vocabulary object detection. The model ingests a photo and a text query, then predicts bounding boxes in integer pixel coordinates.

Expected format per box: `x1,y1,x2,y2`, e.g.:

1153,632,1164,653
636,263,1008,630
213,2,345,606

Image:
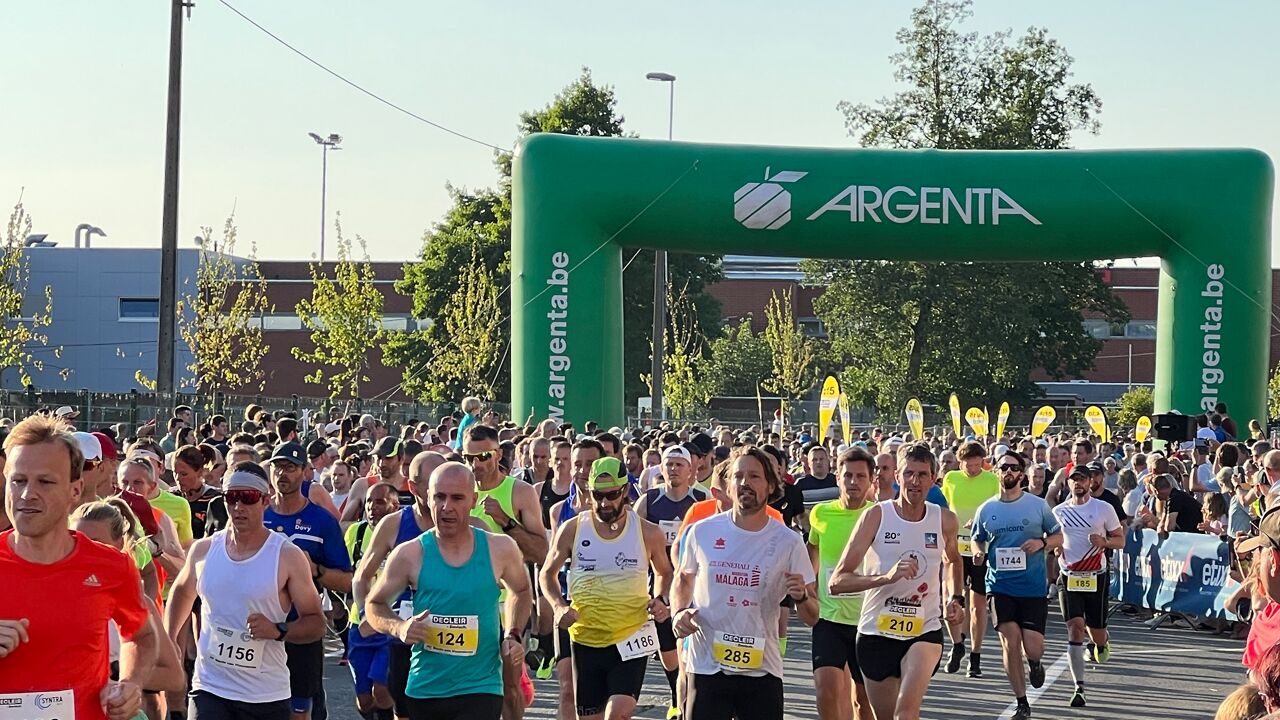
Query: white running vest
193,530,291,703
857,501,945,639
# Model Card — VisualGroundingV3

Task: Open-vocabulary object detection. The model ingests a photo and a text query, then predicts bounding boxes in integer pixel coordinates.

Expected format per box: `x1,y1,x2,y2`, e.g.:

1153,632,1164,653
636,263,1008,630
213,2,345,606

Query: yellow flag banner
965,407,989,438
1031,406,1056,437
996,402,1010,440
1084,406,1110,442
1135,415,1152,443
819,376,840,443
949,393,962,438
905,398,925,440
838,393,852,444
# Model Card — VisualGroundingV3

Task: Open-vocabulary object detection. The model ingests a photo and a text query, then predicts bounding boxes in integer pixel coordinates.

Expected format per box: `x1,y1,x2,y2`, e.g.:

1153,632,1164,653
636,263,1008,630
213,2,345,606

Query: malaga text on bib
713,631,763,671
995,547,1027,572
424,614,479,656
0,690,73,720
616,621,659,661
205,623,266,670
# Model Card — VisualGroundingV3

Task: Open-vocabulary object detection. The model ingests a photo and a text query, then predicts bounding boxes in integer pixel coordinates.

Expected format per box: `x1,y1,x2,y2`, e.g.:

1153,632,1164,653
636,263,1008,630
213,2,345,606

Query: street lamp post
646,71,675,424
308,132,342,262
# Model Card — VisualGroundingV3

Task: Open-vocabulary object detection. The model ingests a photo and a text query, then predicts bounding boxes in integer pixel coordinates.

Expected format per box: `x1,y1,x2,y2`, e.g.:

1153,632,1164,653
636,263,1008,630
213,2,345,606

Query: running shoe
1012,703,1032,720
535,655,555,681
946,642,966,674
1093,643,1111,664
1028,661,1045,689
666,706,681,719
1070,687,1086,708
519,665,536,706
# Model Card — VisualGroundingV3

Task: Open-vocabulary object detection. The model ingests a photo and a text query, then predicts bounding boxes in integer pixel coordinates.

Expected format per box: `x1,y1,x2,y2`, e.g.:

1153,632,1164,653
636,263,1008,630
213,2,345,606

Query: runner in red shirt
0,415,157,720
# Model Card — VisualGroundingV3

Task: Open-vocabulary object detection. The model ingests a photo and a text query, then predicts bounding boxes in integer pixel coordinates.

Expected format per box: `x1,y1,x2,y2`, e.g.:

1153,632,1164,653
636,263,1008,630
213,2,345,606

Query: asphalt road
321,613,1246,719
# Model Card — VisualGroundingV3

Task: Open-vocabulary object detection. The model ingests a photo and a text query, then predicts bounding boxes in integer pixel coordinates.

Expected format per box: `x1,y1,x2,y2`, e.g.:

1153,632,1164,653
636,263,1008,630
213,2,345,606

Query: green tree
427,240,505,400
292,219,385,399
807,0,1126,412
176,217,272,395
1268,362,1280,422
1,196,57,385
1111,385,1154,429
762,288,816,403
702,318,773,399
642,286,705,419
388,67,722,403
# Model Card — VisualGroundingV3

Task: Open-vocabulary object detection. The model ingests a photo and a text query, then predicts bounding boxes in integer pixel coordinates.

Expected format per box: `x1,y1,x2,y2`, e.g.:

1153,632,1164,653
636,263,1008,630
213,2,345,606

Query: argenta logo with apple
733,169,807,230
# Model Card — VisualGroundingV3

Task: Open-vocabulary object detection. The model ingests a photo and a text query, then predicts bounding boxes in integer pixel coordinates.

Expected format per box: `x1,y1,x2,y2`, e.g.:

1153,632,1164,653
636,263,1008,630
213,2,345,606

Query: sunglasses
462,451,496,463
83,459,101,472
997,464,1024,473
591,488,626,503
225,488,264,506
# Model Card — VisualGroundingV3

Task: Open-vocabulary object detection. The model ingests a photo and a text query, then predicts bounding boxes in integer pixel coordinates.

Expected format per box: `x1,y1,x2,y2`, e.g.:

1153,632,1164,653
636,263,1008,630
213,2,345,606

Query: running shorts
854,629,944,682
404,693,502,720
685,671,784,720
284,640,324,709
1057,572,1109,628
962,556,987,594
990,593,1049,635
570,641,649,716
811,618,864,683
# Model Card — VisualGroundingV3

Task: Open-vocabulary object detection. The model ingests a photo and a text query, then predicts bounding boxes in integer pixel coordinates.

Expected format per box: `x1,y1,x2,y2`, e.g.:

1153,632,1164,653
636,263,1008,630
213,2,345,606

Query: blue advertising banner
1110,529,1242,620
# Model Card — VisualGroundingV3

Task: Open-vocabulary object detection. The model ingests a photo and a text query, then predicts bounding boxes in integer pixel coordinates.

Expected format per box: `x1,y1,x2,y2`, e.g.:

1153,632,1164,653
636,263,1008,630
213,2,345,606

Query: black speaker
1152,413,1195,442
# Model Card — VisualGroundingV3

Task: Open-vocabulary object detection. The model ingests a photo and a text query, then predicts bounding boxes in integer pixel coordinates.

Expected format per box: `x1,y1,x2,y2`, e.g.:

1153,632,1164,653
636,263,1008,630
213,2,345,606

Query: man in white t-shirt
672,447,816,720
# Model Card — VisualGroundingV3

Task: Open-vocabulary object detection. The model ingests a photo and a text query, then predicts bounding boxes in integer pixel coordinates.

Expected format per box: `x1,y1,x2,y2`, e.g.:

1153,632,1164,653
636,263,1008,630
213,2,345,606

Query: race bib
995,547,1027,572
1066,572,1099,593
713,632,763,671
877,612,925,639
396,600,415,620
424,614,479,656
957,534,974,557
659,520,681,546
822,566,858,598
205,624,265,670
616,621,659,661
0,690,73,720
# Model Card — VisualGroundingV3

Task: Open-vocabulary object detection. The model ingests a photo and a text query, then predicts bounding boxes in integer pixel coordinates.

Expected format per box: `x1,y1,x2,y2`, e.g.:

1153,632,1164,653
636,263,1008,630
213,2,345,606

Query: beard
596,504,623,524
737,487,763,513
1002,476,1021,490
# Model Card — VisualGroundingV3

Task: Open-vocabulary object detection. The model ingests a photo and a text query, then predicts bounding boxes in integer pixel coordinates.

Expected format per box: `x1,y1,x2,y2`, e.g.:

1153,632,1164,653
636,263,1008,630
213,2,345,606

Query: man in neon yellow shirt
940,440,999,678
808,447,876,720
344,482,399,720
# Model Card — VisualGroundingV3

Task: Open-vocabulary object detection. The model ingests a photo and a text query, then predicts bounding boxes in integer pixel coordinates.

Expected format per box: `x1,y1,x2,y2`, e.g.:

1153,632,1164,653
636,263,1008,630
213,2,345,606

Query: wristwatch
274,622,289,641
502,517,518,533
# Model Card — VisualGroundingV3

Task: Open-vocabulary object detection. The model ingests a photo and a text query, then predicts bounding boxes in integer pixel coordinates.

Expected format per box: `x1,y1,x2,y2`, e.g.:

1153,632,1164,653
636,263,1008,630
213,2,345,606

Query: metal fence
1,386,511,436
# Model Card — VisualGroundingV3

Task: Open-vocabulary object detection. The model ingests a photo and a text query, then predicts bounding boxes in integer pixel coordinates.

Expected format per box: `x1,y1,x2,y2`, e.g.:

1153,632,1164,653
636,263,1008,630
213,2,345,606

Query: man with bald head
354,451,446,720
874,452,897,501
369,462,532,720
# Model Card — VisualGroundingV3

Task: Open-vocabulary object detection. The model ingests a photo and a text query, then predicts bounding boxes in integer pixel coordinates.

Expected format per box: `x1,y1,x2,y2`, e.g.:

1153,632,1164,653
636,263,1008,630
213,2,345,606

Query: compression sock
1028,659,1042,672
1068,641,1086,687
536,632,553,655
665,666,679,702
1016,696,1028,706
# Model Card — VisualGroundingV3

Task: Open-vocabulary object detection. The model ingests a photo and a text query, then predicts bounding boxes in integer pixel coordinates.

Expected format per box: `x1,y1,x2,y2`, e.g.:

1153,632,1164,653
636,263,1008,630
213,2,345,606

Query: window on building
119,298,159,322
798,317,827,338
1082,319,1155,339
1125,320,1157,338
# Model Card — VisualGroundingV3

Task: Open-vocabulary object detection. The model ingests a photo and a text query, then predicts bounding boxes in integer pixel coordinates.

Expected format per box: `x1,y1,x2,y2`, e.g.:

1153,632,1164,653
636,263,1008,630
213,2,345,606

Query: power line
216,0,509,153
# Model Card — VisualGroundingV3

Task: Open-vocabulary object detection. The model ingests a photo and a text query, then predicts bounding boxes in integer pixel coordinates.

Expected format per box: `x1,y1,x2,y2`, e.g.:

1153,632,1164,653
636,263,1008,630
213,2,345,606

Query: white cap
55,405,79,419
885,436,904,448
1034,439,1049,448
993,444,1010,459
323,422,342,436
73,431,101,462
836,443,851,455
662,445,691,464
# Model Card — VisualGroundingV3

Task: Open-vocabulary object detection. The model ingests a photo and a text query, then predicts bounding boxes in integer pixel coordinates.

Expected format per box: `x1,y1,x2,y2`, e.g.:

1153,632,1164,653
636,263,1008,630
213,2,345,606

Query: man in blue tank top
367,462,532,720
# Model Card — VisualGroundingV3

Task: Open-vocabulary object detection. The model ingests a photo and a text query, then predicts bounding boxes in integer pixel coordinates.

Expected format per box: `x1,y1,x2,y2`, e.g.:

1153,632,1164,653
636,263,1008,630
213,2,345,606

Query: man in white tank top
164,464,326,720
829,442,965,720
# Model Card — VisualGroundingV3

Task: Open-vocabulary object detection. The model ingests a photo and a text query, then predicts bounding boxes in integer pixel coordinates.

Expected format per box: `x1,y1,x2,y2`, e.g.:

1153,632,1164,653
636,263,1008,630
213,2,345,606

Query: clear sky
4,0,1277,262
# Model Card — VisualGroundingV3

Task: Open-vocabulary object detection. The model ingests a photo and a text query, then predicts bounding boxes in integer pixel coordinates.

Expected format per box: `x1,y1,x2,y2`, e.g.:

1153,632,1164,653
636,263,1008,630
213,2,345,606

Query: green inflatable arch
511,135,1273,428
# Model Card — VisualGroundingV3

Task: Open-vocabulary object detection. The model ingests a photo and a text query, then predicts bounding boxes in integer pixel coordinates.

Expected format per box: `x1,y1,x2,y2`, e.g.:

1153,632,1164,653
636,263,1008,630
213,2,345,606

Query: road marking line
996,652,1068,719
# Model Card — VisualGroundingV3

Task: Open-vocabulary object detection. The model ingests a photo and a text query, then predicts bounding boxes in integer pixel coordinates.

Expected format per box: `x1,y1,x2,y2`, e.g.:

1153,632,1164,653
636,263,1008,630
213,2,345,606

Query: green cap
588,457,628,491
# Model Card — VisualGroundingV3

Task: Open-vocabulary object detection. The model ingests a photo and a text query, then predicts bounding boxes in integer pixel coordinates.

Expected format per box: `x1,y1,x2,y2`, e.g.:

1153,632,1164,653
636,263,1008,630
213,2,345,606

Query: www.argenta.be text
1200,263,1226,413
546,252,570,420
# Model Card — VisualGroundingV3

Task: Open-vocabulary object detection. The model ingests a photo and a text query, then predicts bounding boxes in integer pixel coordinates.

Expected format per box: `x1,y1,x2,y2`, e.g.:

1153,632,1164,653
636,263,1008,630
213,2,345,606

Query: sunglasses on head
462,451,496,463
225,488,264,506
997,463,1024,473
591,487,626,502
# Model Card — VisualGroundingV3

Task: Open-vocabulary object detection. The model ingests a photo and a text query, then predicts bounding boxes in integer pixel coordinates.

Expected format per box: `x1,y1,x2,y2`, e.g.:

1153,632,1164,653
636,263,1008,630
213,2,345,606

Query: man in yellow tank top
540,457,674,720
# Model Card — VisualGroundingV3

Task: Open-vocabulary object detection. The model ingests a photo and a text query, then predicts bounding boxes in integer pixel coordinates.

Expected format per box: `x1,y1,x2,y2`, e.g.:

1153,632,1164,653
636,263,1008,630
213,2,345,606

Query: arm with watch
255,542,326,644
941,508,968,626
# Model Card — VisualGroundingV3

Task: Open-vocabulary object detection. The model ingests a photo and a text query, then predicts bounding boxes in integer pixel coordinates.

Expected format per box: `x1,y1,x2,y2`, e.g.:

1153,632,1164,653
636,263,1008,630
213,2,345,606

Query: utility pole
157,0,192,395
646,72,676,424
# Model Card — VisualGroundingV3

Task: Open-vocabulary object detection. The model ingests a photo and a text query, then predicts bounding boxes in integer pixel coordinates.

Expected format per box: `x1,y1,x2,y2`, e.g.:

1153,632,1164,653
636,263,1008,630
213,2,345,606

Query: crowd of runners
2,398,1279,720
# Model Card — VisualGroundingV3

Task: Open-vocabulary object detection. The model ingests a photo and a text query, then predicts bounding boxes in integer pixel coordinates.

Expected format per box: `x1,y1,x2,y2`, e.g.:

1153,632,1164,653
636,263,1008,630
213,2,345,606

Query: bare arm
538,517,576,612
830,506,900,595
140,559,160,601
643,519,674,600
280,544,327,643
941,509,964,599
309,482,340,520
367,542,423,640
141,601,186,693
341,477,370,524
163,539,206,642
493,535,533,637
314,561,353,594
506,483,550,563
353,513,403,623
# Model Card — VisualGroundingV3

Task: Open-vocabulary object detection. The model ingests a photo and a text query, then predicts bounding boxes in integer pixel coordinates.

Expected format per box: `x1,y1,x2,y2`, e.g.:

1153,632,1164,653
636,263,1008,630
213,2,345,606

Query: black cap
269,441,307,467
714,446,730,461
373,436,403,458
306,439,329,460
1068,464,1090,479
1086,460,1106,475
403,439,423,458
688,432,715,457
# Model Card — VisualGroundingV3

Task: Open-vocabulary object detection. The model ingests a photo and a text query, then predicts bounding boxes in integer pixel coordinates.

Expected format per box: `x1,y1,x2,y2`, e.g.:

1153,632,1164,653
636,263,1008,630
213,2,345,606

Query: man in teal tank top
366,462,533,720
